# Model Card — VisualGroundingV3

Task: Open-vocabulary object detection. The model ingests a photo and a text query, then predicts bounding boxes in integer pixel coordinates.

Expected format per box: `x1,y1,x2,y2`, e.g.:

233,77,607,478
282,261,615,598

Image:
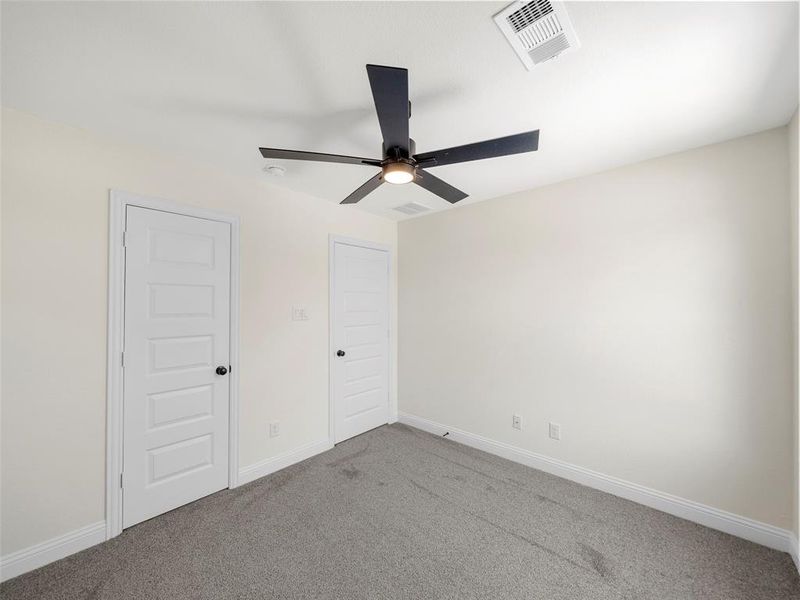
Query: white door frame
106,190,241,540
328,235,394,445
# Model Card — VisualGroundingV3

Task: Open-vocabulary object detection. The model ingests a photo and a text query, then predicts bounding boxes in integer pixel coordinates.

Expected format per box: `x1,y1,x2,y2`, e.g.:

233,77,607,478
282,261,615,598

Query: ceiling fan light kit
259,64,540,206
382,160,415,185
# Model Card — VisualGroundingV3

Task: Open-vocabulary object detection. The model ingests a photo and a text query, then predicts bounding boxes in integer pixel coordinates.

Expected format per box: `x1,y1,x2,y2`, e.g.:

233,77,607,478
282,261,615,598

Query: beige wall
0,108,397,555
790,108,799,540
399,127,794,529
2,105,796,557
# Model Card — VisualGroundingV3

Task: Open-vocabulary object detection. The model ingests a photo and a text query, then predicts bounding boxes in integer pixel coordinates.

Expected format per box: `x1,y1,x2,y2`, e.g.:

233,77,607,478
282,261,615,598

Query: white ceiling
2,1,798,220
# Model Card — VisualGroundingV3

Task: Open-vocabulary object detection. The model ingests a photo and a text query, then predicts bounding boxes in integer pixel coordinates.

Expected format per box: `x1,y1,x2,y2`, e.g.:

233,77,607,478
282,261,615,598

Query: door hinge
120,473,123,488
122,231,127,247
121,352,124,368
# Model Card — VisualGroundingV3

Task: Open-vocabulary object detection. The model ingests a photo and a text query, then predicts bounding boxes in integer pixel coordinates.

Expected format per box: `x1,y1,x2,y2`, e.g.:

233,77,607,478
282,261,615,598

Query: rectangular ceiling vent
494,0,580,70
393,202,431,216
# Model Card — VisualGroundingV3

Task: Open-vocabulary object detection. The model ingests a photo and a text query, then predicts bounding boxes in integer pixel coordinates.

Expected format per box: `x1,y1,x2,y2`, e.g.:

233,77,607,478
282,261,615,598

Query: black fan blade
260,147,381,166
366,64,409,153
414,169,468,204
341,173,384,204
414,130,539,168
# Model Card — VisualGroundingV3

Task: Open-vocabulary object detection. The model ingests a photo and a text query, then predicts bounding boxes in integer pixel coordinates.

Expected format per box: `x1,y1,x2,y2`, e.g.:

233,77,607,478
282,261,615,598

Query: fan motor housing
383,138,416,161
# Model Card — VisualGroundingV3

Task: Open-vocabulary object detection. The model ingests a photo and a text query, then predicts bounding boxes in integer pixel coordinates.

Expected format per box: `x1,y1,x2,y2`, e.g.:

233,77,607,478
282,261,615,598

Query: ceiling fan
259,64,540,205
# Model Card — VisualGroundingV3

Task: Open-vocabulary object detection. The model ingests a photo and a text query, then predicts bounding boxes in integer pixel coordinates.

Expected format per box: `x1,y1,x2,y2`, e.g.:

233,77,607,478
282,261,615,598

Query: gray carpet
2,423,798,599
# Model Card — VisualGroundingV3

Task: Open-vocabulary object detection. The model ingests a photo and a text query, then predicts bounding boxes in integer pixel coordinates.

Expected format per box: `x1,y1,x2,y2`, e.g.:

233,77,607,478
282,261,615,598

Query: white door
332,240,390,443
122,206,231,528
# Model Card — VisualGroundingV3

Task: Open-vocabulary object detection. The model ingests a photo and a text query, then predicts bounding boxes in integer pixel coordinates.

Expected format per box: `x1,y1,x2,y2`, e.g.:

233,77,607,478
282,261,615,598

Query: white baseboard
398,412,794,554
1,439,333,583
0,521,106,583
2,428,793,583
238,438,333,486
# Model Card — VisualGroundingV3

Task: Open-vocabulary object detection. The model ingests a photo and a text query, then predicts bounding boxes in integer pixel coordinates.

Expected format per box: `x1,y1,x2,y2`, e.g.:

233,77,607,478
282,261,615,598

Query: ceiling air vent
393,202,431,216
494,0,580,70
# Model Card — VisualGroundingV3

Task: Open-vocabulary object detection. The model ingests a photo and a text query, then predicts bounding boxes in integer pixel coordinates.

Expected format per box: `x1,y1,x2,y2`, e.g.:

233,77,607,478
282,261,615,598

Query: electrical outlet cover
269,422,280,438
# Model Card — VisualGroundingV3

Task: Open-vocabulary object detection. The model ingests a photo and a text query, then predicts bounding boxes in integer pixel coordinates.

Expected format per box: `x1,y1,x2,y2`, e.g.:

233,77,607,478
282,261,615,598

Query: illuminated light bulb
383,161,415,184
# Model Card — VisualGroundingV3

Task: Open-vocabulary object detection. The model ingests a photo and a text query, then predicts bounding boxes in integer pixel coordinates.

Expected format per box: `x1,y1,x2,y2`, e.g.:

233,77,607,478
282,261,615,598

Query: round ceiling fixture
382,161,415,185
263,164,286,176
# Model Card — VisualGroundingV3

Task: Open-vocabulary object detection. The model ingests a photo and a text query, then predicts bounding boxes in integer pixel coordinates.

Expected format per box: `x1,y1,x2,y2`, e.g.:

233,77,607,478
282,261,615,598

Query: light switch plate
292,306,309,321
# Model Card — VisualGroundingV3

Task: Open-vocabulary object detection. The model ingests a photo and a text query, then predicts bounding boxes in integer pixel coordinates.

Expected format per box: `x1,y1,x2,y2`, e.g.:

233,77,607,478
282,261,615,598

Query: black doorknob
216,366,228,376
336,350,346,357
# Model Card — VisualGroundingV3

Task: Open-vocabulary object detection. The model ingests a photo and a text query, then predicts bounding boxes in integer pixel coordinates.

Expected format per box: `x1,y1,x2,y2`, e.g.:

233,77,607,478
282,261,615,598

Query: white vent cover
392,202,431,216
494,0,580,70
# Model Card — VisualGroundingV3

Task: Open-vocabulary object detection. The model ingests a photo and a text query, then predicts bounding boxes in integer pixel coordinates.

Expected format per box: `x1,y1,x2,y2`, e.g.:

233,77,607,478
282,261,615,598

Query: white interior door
122,206,231,528
332,239,390,443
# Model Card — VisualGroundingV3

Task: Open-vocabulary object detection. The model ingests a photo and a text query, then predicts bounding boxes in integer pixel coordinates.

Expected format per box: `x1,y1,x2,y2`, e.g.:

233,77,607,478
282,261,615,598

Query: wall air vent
494,0,580,71
392,202,431,216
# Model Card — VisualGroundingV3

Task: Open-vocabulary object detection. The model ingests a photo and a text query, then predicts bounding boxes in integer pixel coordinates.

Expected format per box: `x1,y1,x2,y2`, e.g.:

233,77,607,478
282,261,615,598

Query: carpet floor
2,423,798,599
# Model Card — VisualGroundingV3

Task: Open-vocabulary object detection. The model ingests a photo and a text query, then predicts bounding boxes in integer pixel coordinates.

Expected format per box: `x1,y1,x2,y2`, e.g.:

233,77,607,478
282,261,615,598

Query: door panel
333,241,390,443
123,206,230,528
